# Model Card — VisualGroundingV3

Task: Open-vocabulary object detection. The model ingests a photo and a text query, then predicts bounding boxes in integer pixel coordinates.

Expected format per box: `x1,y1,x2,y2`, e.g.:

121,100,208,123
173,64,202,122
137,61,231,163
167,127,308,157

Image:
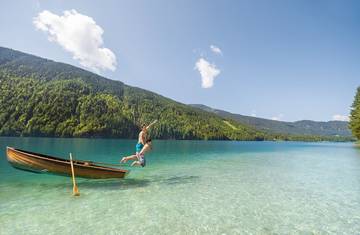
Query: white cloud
271,114,284,121
251,110,257,117
210,45,222,55
194,58,221,88
33,9,116,73
332,114,349,121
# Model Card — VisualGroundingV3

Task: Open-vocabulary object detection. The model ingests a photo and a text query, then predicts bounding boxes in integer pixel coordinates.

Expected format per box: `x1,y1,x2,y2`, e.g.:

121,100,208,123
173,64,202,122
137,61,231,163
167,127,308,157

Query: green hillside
0,47,354,142
190,104,351,137
0,47,266,140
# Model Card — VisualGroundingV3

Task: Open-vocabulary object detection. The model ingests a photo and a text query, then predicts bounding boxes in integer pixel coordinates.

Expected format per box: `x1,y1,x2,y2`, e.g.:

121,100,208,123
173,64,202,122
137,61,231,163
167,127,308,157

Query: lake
1,137,360,234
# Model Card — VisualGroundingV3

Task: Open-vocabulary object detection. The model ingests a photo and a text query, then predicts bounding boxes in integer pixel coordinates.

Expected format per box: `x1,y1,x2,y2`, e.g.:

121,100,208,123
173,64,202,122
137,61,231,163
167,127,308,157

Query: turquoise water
1,137,360,234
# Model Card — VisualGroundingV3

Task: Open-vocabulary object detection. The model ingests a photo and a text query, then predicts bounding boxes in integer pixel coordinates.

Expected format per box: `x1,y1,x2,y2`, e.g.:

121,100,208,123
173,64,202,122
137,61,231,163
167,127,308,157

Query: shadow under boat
14,175,201,191
77,175,200,190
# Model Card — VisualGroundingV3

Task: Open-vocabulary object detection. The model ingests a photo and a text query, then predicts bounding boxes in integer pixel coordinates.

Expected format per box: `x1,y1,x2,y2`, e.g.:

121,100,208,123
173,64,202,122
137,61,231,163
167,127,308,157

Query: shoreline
0,135,355,143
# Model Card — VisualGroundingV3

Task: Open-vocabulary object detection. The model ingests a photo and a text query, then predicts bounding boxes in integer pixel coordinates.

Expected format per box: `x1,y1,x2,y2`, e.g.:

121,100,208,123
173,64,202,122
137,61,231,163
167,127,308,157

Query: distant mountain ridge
0,47,266,140
190,104,351,137
0,46,352,141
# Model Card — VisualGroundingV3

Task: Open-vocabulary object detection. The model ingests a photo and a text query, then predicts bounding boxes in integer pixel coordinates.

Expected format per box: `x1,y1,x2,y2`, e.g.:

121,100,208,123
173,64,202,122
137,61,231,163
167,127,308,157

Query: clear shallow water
1,138,360,234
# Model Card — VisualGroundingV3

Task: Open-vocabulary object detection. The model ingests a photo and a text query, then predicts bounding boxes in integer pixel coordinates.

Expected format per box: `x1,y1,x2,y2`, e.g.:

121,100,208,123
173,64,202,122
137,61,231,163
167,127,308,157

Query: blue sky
1,0,359,121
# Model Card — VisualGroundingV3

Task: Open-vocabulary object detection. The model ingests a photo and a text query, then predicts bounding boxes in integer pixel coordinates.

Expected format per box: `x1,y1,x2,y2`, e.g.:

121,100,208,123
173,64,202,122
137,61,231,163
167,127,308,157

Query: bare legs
131,161,141,167
120,154,137,163
121,154,144,167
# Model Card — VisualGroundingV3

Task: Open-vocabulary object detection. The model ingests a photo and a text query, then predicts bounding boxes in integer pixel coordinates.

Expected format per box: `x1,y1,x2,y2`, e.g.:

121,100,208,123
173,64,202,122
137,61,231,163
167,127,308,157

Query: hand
148,120,158,127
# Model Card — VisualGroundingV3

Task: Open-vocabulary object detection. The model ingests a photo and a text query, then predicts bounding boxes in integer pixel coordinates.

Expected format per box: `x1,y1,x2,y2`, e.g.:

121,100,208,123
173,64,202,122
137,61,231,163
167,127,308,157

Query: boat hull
6,147,128,179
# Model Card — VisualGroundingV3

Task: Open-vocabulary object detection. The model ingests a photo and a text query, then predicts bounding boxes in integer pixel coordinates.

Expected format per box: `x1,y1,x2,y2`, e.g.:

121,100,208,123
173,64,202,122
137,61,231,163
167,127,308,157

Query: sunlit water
1,137,360,234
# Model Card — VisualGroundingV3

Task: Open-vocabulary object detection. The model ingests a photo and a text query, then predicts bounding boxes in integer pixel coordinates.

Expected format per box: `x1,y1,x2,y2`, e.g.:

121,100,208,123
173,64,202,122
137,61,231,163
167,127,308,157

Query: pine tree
350,87,360,139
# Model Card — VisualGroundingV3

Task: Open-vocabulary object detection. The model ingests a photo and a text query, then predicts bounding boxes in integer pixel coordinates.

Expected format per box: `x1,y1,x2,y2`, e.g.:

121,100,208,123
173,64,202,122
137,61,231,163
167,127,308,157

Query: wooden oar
69,153,80,196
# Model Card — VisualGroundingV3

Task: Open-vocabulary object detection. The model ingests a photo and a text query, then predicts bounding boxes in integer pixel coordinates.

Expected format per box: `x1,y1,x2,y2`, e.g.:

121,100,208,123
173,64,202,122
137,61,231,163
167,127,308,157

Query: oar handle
70,153,80,196
70,153,76,185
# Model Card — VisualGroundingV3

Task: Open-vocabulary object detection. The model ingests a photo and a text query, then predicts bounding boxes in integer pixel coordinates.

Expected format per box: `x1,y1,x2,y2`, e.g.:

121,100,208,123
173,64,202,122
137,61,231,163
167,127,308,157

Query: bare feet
120,157,127,163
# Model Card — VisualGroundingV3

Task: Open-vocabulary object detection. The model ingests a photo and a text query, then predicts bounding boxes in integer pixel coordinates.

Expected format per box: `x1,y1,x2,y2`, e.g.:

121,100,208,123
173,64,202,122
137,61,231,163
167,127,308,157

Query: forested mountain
350,87,360,140
0,47,266,140
190,104,352,137
0,47,353,141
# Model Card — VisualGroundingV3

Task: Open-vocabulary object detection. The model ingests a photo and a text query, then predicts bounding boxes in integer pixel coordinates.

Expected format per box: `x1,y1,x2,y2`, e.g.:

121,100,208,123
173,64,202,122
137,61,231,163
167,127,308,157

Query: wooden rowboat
6,147,129,179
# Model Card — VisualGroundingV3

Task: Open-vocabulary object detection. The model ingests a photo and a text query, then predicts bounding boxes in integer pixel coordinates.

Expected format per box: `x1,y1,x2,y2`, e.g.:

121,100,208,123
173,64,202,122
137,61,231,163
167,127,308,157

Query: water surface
1,137,360,234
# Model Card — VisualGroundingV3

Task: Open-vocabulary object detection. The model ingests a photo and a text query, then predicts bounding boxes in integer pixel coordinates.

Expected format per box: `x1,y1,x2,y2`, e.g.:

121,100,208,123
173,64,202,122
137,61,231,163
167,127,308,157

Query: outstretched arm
139,146,146,155
146,120,158,130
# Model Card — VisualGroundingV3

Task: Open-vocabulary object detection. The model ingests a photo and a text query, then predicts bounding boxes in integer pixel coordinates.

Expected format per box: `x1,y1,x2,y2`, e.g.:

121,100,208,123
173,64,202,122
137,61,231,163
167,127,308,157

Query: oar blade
73,185,80,196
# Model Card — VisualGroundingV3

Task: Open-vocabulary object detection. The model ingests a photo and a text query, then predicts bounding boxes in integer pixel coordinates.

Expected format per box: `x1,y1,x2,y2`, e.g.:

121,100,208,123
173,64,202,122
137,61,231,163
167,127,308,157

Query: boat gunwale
6,147,128,173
